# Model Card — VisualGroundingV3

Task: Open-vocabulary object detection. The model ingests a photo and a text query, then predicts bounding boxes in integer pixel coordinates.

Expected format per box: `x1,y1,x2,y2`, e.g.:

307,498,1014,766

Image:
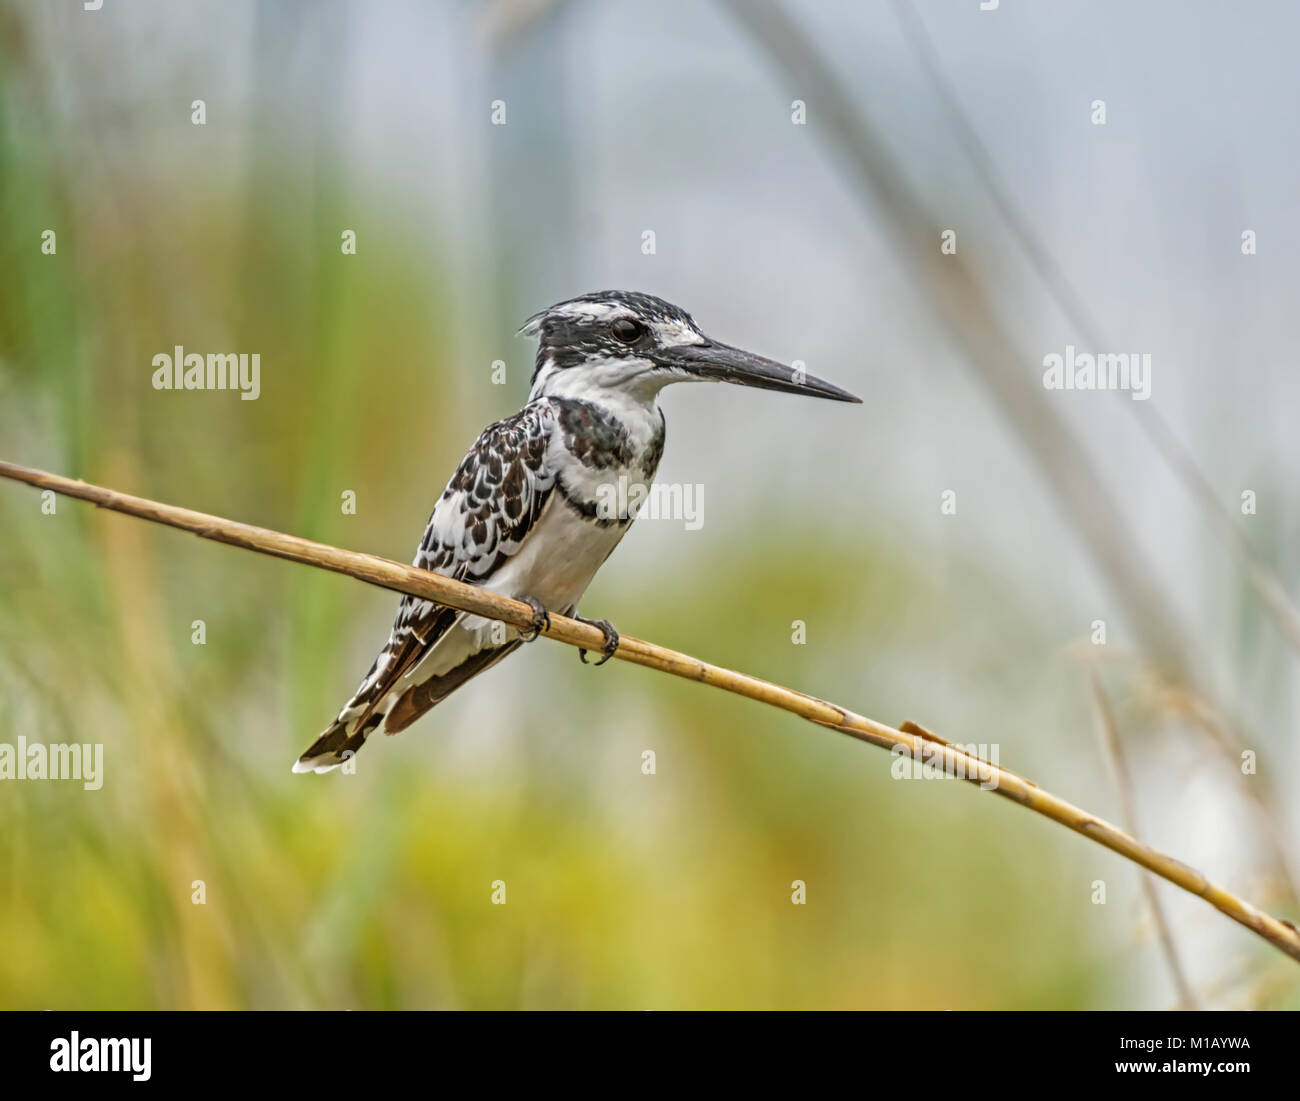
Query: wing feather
294,402,557,772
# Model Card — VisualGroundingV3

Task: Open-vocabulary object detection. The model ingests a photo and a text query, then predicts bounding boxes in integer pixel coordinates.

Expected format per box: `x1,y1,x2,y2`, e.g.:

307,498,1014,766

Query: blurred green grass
0,173,1104,1006
0,245,1107,1010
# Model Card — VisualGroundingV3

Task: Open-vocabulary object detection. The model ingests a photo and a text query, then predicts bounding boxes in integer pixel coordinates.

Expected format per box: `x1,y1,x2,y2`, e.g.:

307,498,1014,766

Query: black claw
519,596,551,642
576,616,619,666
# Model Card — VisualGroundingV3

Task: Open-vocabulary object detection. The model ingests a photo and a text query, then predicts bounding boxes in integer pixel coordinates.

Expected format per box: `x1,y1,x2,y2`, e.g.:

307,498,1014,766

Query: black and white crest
522,290,706,395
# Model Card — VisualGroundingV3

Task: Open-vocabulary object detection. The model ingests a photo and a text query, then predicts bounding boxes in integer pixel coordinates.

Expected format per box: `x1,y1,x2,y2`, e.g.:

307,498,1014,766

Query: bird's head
521,290,861,405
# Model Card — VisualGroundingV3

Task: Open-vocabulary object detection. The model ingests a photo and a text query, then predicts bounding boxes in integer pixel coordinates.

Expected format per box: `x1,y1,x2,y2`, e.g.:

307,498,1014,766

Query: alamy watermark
1042,345,1151,401
596,475,704,531
50,1032,150,1081
152,346,260,400
891,740,1000,790
0,737,103,790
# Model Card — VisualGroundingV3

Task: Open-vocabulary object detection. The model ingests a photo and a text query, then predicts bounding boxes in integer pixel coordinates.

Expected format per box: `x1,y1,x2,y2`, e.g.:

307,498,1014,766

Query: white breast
461,390,663,646
478,492,625,613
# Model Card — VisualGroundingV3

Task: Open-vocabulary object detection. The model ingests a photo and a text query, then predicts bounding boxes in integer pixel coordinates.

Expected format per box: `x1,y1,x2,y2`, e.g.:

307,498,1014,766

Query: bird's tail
292,707,386,774
292,634,523,774
292,652,398,773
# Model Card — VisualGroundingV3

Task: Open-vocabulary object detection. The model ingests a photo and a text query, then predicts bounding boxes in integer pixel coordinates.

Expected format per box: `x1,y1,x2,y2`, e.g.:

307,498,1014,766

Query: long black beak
653,340,862,403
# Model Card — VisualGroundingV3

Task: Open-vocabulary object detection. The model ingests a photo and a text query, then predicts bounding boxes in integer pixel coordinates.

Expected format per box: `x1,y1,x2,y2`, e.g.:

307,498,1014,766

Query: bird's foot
518,596,551,642
574,614,619,666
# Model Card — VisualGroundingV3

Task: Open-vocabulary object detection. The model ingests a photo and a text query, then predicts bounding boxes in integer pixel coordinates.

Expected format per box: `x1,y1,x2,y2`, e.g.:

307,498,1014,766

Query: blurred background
1,0,1298,1009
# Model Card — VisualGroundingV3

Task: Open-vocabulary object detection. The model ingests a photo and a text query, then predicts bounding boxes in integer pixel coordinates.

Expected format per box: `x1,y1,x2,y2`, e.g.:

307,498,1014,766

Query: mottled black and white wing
293,403,557,772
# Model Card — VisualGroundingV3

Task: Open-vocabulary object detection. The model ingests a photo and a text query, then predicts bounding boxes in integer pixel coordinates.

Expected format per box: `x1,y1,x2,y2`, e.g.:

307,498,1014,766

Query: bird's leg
573,613,619,666
517,596,551,642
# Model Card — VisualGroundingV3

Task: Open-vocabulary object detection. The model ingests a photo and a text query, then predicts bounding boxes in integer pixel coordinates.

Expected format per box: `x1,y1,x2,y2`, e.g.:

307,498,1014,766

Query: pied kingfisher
294,290,860,773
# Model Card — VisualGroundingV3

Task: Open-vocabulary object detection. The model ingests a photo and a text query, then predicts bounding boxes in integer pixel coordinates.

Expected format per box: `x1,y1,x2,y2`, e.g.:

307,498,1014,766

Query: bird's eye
610,318,644,344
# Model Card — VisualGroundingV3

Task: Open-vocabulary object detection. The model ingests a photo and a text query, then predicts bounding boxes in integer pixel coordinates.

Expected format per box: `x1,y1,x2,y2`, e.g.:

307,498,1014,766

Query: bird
293,290,860,773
